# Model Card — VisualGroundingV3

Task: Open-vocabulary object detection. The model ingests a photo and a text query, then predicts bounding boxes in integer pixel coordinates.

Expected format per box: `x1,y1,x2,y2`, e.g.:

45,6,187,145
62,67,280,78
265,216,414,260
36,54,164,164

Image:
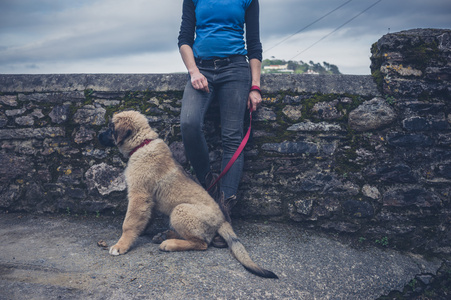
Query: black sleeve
178,0,196,49
245,0,262,61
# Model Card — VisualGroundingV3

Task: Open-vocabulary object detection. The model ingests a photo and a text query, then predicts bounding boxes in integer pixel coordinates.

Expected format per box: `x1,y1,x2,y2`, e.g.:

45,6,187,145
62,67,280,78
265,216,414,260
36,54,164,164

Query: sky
0,0,450,75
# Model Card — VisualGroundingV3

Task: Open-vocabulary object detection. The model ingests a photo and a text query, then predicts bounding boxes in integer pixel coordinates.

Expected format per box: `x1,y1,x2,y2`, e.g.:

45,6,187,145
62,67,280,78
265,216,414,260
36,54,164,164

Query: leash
207,111,252,191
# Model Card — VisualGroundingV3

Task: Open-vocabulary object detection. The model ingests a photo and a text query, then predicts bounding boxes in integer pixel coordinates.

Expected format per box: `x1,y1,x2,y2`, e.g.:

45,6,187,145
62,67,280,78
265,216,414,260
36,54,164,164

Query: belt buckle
214,57,230,68
213,58,221,68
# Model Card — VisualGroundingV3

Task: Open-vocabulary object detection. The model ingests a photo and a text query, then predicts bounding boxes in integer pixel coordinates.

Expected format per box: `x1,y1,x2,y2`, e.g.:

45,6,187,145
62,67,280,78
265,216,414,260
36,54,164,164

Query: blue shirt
178,0,262,61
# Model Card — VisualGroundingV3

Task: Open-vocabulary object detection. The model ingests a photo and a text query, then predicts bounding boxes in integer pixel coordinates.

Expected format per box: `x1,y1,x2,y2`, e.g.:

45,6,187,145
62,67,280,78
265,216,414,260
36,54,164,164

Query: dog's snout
98,129,116,147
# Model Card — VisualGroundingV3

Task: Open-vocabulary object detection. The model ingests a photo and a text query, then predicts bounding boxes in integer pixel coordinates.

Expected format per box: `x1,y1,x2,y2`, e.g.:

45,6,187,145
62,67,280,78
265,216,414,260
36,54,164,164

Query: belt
196,55,247,68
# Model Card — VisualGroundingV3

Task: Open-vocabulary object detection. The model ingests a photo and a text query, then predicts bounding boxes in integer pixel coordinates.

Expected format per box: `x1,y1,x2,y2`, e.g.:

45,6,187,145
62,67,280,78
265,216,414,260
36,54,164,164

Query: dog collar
129,139,153,157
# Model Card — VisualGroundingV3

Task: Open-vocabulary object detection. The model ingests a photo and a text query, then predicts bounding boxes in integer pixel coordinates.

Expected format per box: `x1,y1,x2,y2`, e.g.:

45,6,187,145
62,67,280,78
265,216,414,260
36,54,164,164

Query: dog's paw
109,244,127,255
152,230,179,244
151,232,166,244
159,240,175,252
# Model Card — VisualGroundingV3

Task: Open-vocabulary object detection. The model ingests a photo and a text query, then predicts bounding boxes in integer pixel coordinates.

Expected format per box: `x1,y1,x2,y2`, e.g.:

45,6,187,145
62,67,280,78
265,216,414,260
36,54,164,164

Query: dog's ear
114,124,132,146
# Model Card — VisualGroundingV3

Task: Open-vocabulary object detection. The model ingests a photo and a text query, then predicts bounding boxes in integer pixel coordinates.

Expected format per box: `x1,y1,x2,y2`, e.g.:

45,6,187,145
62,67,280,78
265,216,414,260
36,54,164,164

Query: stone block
362,184,380,200
49,105,71,124
84,163,126,196
73,126,96,144
262,141,318,154
0,95,18,106
287,121,342,132
18,91,85,103
365,164,417,183
0,127,65,140
383,188,442,208
402,116,449,131
343,200,374,218
282,105,302,121
348,97,396,131
436,163,451,179
0,112,7,127
312,99,343,120
0,152,33,183
254,107,277,121
387,133,434,148
15,115,34,126
73,105,106,125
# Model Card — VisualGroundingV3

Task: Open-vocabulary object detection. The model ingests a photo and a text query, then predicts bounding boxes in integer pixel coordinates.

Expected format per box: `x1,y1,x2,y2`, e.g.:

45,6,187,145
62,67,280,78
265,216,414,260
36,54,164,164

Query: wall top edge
0,73,380,96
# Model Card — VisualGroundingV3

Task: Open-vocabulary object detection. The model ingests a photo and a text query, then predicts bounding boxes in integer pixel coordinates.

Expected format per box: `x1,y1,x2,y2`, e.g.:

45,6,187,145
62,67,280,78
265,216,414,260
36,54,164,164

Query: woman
178,0,263,230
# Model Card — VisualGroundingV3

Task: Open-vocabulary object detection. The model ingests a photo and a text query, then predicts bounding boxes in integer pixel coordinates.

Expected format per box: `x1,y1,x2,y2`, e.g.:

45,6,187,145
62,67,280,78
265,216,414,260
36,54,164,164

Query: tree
328,64,340,74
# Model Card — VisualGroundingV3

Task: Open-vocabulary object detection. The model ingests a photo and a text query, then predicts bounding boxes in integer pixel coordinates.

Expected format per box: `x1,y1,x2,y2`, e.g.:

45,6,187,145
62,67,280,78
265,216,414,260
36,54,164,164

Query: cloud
0,0,181,67
0,0,450,75
260,0,451,38
259,0,451,73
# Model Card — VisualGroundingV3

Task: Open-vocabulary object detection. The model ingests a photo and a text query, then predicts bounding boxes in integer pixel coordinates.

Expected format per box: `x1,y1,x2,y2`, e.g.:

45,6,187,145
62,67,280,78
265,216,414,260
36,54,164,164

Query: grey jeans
180,56,251,199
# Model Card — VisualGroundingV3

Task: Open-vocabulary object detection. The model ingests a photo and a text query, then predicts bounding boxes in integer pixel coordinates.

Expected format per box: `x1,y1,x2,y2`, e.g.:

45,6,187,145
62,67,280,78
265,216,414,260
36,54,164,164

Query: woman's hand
247,89,262,112
190,70,210,93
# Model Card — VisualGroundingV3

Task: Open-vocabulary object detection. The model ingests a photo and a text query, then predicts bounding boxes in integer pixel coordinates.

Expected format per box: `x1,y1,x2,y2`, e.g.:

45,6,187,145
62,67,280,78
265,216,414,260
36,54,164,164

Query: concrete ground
0,213,442,300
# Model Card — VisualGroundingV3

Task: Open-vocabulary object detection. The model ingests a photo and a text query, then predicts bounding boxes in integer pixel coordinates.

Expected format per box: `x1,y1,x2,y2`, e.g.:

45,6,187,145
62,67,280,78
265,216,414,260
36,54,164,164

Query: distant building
306,69,319,75
264,64,288,70
263,64,294,73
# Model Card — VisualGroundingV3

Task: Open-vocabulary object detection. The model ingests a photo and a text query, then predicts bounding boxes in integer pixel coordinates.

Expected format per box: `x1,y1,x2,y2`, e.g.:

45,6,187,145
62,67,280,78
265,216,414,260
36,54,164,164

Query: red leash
207,111,252,191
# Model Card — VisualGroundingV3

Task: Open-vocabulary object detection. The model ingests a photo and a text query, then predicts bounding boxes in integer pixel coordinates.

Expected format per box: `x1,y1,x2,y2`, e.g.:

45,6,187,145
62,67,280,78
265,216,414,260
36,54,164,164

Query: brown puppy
98,110,277,279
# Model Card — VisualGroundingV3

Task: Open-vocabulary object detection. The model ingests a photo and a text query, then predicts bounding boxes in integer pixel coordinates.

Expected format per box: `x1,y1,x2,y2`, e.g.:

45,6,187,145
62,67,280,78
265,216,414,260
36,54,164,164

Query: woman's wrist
250,85,261,95
189,67,200,76
188,64,203,78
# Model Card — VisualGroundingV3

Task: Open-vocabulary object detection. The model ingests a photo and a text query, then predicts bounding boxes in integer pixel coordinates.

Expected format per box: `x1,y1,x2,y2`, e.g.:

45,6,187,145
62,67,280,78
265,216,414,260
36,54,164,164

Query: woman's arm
245,0,262,62
178,0,209,93
248,58,262,111
179,44,209,93
246,0,262,111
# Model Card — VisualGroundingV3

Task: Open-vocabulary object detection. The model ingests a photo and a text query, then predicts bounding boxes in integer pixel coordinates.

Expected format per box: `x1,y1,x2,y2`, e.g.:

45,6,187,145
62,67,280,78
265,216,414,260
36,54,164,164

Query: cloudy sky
0,0,450,75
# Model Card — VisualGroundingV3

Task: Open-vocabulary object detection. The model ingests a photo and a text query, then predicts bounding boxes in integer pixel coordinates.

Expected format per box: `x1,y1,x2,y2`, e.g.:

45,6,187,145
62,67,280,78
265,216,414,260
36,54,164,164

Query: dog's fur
98,110,277,279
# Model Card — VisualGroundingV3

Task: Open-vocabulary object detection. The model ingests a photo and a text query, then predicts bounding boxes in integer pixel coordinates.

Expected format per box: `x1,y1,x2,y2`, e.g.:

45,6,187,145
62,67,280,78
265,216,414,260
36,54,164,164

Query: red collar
128,139,153,157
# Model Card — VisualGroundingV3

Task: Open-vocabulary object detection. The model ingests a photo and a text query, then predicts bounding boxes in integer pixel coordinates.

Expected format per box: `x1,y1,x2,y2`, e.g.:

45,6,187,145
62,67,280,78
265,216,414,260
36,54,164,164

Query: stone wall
1,29,450,255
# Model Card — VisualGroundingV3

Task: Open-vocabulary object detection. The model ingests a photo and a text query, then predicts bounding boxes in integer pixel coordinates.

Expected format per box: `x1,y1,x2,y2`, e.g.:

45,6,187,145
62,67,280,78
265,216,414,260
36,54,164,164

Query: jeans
180,57,251,199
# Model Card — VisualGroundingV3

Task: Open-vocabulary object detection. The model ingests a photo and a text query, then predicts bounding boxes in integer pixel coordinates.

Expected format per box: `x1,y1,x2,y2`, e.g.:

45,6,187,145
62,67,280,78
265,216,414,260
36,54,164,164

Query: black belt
195,55,247,68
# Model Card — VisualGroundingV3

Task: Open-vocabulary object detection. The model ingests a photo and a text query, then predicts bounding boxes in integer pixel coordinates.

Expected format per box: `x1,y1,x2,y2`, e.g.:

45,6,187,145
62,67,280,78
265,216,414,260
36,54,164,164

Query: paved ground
0,213,442,300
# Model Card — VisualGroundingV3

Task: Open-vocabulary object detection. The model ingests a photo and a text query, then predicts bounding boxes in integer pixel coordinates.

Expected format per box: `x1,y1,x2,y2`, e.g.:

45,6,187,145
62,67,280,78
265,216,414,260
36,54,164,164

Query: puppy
98,110,277,279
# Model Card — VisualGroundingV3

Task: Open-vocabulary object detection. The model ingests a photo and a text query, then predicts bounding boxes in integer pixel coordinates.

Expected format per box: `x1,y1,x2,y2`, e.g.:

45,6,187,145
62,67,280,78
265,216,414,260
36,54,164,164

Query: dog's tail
217,222,278,279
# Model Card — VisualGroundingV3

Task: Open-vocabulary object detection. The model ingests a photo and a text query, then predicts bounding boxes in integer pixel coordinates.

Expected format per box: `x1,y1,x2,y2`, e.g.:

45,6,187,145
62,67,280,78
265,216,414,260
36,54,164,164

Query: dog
98,110,277,279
